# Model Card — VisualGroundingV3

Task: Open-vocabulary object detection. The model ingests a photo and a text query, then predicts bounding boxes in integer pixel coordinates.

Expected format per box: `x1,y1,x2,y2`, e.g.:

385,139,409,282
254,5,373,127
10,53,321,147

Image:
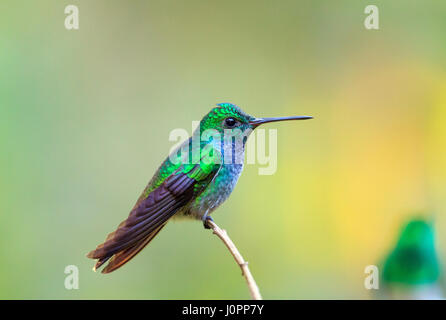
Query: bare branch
206,220,262,300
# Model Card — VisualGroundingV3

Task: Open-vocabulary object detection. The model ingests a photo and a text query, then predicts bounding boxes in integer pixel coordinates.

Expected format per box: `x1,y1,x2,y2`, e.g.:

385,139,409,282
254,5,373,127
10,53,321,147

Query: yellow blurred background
0,0,445,299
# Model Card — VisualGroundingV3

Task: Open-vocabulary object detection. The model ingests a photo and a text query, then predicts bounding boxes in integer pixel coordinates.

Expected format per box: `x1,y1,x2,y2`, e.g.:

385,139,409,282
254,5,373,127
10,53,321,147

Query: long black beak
249,116,313,127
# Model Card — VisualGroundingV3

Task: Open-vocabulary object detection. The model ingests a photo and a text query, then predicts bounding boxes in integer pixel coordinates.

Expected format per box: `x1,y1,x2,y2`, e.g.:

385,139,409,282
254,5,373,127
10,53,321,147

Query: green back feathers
143,103,248,198
382,219,440,286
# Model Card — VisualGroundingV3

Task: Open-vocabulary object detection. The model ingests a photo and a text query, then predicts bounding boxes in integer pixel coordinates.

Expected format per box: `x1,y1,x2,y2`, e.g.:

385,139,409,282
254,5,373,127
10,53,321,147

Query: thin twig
206,220,262,300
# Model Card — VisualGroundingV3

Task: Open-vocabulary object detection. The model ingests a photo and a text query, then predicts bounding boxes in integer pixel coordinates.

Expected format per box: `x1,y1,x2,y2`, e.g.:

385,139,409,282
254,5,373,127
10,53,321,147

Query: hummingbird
87,103,312,273
379,218,444,299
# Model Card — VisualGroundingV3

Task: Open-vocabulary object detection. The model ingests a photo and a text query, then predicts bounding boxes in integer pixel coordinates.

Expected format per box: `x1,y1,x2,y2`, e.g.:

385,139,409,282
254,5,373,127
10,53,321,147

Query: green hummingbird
380,218,443,299
87,103,312,273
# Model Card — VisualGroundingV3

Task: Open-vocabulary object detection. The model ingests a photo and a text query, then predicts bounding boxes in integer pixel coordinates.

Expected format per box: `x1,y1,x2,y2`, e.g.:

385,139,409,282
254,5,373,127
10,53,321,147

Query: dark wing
87,163,219,273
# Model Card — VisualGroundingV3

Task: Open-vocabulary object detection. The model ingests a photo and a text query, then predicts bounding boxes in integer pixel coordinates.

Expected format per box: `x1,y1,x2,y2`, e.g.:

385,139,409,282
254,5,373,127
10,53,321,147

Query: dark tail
87,223,167,273
87,169,198,273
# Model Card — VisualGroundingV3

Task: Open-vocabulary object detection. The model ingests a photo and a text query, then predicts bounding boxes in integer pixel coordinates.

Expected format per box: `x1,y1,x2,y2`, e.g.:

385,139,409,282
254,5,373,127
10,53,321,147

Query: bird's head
199,103,312,137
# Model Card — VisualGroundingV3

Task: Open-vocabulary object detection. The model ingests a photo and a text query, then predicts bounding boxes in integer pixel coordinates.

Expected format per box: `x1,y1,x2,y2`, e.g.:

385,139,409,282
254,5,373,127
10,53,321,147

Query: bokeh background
1,0,445,299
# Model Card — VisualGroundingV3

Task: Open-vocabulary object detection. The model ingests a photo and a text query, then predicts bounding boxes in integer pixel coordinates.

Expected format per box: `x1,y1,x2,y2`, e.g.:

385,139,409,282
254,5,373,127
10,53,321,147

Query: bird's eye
224,117,237,128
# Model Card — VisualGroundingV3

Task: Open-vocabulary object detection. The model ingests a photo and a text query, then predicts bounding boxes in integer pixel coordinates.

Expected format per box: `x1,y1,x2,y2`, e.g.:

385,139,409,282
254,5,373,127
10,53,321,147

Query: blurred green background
1,0,445,299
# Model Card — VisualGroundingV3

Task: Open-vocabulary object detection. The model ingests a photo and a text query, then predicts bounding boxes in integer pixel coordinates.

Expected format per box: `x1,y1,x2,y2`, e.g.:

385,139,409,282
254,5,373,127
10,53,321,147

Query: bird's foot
202,215,214,230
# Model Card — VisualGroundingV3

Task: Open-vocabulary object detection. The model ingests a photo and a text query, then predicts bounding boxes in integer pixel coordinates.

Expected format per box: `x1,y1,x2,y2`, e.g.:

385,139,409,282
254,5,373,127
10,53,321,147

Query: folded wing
87,161,220,273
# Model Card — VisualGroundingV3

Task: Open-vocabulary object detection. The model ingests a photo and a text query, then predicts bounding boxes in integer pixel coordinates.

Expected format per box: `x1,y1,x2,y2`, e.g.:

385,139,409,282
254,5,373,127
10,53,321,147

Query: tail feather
87,167,206,273
92,254,111,271
88,223,167,273
101,223,166,273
